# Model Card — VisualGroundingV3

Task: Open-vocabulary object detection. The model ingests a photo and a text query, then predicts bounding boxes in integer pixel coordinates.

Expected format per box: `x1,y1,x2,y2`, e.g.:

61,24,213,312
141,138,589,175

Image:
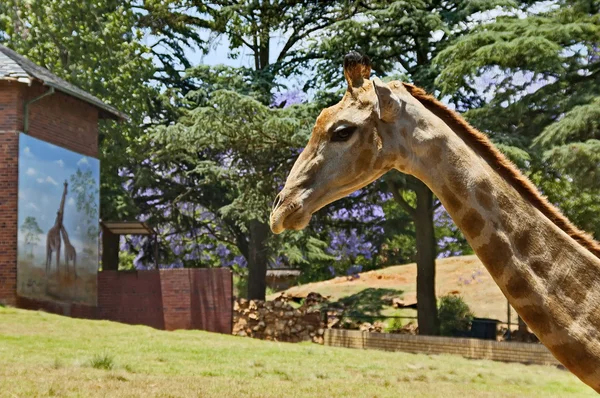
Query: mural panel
17,133,100,305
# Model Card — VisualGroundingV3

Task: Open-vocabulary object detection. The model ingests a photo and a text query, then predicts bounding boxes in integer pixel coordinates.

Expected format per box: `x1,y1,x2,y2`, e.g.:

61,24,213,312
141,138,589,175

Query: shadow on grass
327,287,404,323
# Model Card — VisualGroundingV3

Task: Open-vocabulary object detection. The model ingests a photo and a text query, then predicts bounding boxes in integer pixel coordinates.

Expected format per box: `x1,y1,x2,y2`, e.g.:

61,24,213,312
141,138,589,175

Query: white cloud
26,167,37,176
77,157,89,166
23,146,33,157
18,191,25,199
27,202,39,211
67,197,75,206
36,178,44,184
55,159,65,168
45,176,58,186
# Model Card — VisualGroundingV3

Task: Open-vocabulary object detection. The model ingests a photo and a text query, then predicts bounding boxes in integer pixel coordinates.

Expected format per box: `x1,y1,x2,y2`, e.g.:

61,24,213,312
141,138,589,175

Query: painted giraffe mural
45,181,68,276
61,226,77,278
270,52,600,391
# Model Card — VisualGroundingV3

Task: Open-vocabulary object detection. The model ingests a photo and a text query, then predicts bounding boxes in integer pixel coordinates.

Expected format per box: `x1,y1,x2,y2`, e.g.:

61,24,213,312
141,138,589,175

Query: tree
128,2,383,300
70,168,100,242
304,0,521,335
435,0,600,239
0,0,207,221
21,216,43,256
131,71,326,292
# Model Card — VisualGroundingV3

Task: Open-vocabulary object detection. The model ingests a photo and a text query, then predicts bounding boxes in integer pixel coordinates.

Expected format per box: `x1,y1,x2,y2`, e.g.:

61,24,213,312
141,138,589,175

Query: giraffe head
270,52,415,234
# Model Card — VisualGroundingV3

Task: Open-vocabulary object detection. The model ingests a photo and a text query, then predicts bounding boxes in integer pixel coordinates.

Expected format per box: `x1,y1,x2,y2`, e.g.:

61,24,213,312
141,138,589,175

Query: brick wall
98,269,233,333
0,81,99,305
97,271,165,329
0,82,24,305
14,269,233,333
24,83,98,157
324,329,560,366
16,295,97,319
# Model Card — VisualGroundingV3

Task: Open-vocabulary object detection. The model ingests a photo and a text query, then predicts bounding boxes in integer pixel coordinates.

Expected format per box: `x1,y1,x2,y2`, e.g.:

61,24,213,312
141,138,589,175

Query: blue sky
17,134,100,260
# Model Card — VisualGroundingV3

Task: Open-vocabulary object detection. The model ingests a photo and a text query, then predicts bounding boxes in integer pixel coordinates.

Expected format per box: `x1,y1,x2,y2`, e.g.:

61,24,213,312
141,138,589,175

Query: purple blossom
327,229,373,261
272,90,305,108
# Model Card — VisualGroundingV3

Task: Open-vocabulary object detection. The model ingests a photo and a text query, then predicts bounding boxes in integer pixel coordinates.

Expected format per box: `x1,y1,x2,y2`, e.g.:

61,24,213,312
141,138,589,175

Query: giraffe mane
402,82,600,259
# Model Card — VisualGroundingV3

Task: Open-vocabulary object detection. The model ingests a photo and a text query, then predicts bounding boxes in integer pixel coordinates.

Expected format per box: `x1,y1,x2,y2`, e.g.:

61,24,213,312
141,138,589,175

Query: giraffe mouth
270,200,312,234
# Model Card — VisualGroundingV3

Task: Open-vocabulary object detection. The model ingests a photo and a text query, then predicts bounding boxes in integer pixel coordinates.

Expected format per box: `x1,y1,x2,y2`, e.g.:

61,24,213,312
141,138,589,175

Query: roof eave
43,81,129,122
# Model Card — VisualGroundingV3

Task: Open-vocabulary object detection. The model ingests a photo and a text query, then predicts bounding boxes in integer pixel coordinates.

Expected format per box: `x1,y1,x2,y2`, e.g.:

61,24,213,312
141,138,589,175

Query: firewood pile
232,292,327,344
358,321,386,333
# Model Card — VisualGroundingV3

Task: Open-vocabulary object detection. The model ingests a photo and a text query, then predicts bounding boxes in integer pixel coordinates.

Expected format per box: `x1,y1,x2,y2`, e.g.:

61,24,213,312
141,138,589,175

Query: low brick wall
98,268,233,333
325,329,560,366
16,268,234,334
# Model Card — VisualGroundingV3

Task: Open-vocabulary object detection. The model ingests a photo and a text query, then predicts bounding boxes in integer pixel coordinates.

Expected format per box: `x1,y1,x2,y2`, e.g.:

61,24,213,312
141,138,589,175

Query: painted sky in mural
17,133,99,305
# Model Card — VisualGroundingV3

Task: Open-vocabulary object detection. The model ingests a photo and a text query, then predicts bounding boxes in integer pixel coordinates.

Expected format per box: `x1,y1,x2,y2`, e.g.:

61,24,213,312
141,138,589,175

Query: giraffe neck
60,226,71,245
58,185,67,214
398,105,600,391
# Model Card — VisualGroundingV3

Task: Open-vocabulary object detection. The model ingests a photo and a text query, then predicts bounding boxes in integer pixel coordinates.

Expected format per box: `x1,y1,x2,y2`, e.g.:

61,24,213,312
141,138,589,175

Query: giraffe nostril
272,193,284,212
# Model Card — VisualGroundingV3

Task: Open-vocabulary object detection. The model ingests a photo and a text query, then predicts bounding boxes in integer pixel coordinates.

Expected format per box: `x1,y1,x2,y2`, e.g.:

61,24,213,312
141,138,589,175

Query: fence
323,307,529,341
324,329,560,366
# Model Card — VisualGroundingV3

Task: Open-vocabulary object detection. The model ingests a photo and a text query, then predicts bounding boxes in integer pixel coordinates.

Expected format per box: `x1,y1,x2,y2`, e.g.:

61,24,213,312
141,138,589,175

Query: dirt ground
273,255,519,323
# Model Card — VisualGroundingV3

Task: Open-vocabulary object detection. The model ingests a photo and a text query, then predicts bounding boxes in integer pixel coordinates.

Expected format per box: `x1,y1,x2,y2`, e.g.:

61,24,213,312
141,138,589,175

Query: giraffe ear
343,51,372,89
373,77,401,123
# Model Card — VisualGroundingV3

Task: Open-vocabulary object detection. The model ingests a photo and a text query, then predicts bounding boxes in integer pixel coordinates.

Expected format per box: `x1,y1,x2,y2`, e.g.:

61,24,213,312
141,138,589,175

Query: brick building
0,44,126,306
0,45,232,333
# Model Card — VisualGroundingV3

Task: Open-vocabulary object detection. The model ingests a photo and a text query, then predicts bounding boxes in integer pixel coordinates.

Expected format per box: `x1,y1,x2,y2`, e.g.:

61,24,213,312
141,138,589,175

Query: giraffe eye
331,126,357,142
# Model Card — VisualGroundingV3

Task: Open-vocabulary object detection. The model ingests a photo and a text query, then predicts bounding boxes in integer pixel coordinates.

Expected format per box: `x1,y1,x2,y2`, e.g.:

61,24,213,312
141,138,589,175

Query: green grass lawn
0,306,594,397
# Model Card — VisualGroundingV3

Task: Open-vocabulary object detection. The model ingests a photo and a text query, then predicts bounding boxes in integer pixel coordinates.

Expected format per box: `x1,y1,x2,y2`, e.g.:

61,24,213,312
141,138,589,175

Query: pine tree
435,0,600,237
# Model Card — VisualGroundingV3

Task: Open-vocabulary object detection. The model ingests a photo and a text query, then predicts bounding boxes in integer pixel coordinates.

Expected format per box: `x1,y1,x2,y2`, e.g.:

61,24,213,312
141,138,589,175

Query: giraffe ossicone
270,52,600,392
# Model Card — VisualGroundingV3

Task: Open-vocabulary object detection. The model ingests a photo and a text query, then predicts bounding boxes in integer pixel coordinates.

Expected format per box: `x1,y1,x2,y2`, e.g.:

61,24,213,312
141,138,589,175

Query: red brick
0,81,99,306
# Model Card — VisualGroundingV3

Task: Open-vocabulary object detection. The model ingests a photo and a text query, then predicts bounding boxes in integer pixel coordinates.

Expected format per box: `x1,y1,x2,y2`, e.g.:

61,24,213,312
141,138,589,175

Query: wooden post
101,225,119,271
507,300,512,340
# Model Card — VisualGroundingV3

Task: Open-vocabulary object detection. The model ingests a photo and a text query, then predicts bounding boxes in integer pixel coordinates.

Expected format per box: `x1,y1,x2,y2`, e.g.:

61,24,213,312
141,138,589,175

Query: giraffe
60,226,77,278
46,181,68,276
270,52,600,391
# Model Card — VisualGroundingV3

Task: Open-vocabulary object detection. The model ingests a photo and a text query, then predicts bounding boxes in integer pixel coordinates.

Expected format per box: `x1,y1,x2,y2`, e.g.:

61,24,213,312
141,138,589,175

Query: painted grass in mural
17,133,99,305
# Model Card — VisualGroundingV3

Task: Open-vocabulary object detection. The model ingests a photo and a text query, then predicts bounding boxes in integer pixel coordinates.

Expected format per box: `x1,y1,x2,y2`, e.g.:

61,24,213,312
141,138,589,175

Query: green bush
438,294,473,336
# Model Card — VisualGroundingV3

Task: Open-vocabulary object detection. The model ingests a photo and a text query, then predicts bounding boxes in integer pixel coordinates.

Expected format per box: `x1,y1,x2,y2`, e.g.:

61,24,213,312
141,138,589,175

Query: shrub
384,310,406,333
438,294,473,336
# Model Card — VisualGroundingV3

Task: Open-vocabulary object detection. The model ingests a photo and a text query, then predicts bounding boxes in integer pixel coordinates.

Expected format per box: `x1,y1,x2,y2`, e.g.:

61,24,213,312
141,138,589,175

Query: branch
388,181,416,218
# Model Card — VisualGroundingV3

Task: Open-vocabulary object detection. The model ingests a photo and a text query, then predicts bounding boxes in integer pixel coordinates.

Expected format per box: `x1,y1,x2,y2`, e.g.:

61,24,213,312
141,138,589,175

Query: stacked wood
232,293,326,344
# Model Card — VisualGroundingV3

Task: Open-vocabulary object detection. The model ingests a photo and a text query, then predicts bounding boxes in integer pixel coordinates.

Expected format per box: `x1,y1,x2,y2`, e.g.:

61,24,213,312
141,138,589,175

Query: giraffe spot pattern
530,259,551,279
477,233,512,279
475,180,494,211
518,304,552,336
551,340,600,378
461,209,485,239
514,229,534,257
440,185,462,213
506,274,530,300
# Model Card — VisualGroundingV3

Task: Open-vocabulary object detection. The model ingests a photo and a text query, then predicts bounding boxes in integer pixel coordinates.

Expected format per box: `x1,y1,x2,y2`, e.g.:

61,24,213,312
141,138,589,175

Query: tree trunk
518,315,528,333
247,219,270,300
414,181,440,335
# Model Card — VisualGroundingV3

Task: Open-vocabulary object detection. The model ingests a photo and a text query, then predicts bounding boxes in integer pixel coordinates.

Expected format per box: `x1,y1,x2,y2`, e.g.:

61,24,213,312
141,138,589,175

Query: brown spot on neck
461,209,485,239
514,229,535,257
505,274,531,300
475,180,494,211
440,185,462,214
518,304,552,336
477,233,512,279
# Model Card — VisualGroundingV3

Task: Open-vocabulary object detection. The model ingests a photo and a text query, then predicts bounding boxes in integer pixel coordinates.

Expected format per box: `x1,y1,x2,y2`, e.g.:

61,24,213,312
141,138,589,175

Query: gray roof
0,44,127,120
